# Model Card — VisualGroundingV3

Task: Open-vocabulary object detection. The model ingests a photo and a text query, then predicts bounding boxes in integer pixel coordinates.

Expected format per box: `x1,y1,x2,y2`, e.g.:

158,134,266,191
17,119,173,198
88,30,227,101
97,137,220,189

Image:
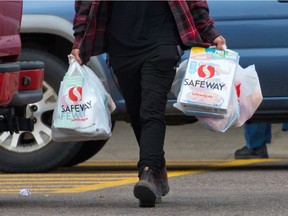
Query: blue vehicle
0,0,287,173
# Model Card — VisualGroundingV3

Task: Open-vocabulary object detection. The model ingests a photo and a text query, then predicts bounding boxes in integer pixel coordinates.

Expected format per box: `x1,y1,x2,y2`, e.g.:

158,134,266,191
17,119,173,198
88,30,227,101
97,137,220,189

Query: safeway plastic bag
172,61,262,132
233,64,263,127
197,85,240,132
196,65,262,131
173,47,239,118
171,59,188,98
52,56,116,141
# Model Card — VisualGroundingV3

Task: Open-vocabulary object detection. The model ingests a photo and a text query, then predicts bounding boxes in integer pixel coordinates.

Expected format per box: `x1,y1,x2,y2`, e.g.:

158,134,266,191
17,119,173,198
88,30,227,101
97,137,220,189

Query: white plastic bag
52,56,116,142
196,85,240,132
172,47,239,118
172,61,263,132
197,65,262,131
233,64,263,127
171,59,188,98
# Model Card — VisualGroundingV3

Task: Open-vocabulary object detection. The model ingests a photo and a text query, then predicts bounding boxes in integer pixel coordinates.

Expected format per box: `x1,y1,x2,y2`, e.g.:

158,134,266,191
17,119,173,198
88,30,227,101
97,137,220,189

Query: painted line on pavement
0,159,283,194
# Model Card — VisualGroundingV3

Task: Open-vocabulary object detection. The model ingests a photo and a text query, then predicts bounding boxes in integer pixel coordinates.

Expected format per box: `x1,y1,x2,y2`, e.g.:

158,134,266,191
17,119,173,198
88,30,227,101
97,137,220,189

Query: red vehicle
0,1,44,134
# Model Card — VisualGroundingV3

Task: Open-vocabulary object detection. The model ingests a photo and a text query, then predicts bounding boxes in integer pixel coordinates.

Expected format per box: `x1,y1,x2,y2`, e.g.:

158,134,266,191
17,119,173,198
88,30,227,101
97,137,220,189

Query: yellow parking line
0,173,136,177
81,158,281,168
167,158,279,178
55,177,139,193
0,159,283,195
0,177,132,182
52,158,282,194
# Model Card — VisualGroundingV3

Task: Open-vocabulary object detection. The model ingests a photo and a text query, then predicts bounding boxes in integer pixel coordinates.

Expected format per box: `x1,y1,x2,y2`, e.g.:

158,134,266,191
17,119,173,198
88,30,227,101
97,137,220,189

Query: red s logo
198,65,215,78
68,86,82,102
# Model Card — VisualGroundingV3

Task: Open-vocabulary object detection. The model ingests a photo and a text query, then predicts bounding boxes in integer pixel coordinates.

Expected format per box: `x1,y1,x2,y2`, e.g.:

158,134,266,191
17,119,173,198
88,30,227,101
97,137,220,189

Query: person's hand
212,35,226,50
71,48,83,65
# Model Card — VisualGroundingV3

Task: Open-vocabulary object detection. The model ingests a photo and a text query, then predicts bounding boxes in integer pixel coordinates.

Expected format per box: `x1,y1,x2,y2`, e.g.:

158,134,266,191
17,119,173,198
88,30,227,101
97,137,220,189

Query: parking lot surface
1,121,288,215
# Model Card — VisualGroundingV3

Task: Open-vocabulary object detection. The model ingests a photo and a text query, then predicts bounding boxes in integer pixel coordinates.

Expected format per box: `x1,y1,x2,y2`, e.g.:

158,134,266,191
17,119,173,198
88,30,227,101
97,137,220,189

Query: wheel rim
0,81,58,153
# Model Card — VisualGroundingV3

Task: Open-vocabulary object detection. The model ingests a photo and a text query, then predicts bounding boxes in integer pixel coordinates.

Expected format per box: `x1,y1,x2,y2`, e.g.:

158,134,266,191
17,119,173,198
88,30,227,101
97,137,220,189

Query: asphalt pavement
93,121,288,161
1,121,288,216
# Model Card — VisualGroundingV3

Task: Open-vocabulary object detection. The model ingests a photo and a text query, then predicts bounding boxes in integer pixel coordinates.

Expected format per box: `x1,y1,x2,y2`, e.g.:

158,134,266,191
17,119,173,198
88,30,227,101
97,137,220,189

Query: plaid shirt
73,0,220,64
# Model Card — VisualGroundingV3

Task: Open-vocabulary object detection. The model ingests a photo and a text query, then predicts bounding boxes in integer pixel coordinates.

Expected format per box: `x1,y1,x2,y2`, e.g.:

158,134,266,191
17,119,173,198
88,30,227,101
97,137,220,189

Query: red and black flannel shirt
73,0,220,64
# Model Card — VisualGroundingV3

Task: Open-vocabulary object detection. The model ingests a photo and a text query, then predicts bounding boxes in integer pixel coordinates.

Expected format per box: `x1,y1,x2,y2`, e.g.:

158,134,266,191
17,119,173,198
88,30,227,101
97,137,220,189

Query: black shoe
133,167,161,207
234,144,269,159
157,164,170,197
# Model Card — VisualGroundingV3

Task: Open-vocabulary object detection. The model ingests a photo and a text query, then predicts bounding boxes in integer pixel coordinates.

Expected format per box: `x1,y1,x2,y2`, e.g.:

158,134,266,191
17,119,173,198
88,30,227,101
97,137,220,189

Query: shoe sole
161,185,170,196
134,180,158,207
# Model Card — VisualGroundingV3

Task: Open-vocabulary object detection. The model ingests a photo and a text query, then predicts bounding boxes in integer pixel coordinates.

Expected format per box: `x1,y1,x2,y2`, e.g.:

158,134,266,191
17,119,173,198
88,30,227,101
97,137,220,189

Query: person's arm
188,1,226,49
72,0,92,64
73,0,91,49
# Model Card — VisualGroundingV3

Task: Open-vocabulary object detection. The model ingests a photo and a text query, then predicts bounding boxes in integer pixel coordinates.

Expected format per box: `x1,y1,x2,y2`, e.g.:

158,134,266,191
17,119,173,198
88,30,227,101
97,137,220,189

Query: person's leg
137,45,178,174
109,54,142,145
133,45,178,207
234,123,270,159
244,123,271,148
110,46,178,172
110,46,179,207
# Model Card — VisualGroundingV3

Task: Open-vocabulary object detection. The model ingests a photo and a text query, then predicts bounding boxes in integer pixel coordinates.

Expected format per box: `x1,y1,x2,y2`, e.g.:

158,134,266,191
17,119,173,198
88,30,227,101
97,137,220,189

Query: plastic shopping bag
171,59,188,98
196,65,262,132
173,47,239,118
233,64,263,127
52,56,116,142
172,58,240,132
172,59,262,132
196,85,240,132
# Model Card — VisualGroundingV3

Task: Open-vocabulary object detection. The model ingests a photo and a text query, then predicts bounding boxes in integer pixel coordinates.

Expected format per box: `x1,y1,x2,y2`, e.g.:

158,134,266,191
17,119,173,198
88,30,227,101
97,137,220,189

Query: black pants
109,45,180,174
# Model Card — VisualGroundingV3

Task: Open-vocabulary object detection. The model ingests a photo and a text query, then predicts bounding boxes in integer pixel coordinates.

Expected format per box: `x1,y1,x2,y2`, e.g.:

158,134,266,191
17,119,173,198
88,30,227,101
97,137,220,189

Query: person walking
71,1,226,207
235,123,288,159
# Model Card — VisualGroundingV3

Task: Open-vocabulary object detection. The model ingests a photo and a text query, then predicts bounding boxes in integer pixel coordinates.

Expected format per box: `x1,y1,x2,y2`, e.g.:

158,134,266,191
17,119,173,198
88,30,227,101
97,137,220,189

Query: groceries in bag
174,47,239,117
172,58,263,132
52,56,116,141
196,64,262,132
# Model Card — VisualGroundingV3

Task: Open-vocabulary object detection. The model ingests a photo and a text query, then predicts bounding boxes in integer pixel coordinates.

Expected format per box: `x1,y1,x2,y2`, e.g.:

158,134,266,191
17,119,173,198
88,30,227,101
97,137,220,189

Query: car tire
63,140,108,167
63,121,116,167
0,48,84,173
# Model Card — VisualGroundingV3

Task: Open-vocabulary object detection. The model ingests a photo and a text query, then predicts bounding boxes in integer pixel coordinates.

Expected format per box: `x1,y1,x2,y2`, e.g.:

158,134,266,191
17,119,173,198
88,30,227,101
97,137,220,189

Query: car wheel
0,48,84,173
63,121,116,167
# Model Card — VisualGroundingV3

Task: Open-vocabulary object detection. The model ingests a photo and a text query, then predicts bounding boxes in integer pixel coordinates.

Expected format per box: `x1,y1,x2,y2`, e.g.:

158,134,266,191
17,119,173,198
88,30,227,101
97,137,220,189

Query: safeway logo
68,86,82,102
198,65,215,78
